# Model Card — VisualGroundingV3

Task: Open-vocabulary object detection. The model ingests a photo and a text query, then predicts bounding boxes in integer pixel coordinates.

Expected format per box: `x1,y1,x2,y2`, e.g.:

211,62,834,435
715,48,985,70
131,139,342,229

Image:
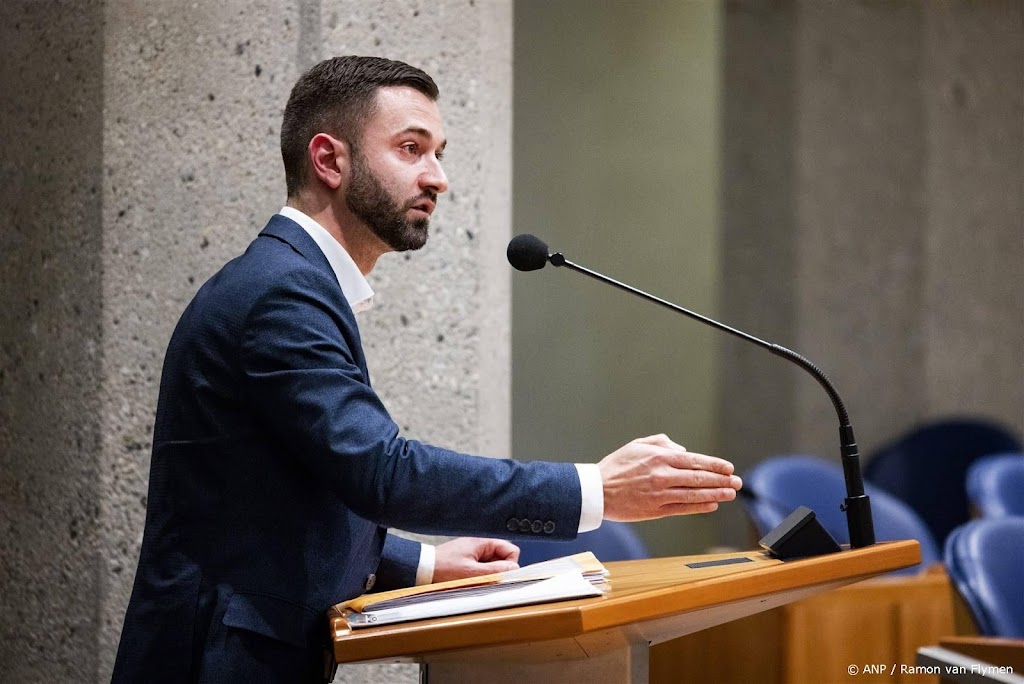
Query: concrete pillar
1,2,106,680
719,0,1023,546
1,1,513,681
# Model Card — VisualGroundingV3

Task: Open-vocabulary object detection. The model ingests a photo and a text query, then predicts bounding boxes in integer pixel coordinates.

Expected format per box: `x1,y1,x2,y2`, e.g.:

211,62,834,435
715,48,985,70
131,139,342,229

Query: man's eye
402,143,419,155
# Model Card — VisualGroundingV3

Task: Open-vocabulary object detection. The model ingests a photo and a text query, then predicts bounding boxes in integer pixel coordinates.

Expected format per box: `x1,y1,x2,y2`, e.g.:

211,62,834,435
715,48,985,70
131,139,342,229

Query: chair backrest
864,418,1022,545
966,452,1024,518
742,455,941,574
513,521,649,566
944,518,1024,637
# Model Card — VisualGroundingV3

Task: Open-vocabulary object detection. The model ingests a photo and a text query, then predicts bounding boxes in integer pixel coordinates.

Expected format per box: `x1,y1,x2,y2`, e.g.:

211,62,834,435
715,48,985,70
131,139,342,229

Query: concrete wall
1,2,106,680
718,0,1024,546
1,1,511,682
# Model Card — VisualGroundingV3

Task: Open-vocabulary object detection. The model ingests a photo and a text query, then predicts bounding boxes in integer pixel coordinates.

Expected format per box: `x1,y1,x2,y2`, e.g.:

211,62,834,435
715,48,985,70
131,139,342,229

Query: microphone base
759,506,842,560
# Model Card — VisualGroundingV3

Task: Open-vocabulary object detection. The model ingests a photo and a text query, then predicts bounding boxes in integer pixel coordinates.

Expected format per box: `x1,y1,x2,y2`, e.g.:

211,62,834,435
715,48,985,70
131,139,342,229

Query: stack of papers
337,552,609,628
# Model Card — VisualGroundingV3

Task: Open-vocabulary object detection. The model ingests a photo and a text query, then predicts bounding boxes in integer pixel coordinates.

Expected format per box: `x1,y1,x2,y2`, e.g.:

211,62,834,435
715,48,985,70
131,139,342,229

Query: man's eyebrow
397,126,447,150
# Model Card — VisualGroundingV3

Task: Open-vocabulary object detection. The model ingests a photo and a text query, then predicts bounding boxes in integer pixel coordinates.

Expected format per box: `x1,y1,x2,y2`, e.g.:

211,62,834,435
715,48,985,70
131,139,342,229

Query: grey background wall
2,0,1022,682
513,0,724,557
513,0,1022,553
716,0,1023,547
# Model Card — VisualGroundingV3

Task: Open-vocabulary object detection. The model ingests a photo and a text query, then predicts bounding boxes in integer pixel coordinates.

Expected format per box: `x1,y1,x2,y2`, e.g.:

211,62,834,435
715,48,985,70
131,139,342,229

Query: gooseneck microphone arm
532,244,874,548
552,254,845,418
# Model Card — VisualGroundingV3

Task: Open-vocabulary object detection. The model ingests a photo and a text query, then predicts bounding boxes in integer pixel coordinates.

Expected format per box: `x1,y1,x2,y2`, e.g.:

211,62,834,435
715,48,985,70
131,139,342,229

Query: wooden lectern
329,540,920,683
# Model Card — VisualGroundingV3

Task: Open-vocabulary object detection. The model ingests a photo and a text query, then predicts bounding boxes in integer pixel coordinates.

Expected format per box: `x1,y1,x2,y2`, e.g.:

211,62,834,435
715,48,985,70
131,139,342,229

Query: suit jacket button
531,520,543,533
518,519,531,533
506,517,519,532
543,521,556,534
365,574,376,591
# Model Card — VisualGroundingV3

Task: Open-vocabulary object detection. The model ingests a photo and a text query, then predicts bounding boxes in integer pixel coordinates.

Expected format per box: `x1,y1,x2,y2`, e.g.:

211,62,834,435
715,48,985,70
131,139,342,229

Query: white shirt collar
278,206,375,313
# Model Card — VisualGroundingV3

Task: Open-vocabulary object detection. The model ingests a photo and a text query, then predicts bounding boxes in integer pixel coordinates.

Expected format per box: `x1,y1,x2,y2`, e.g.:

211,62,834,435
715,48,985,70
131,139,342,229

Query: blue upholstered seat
944,518,1024,637
966,452,1024,518
864,418,1022,545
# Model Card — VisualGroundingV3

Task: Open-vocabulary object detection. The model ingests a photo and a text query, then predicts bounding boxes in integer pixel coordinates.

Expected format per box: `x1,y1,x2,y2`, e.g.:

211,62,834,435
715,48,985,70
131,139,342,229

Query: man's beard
345,149,433,252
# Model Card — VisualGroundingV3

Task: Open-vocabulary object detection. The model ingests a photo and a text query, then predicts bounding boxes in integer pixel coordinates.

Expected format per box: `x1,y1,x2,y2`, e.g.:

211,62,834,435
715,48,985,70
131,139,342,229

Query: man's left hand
433,537,520,582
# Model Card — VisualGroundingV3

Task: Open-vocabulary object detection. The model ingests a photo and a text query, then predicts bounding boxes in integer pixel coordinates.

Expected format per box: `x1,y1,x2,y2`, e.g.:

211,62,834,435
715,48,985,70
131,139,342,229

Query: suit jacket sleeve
239,264,582,540
374,533,422,591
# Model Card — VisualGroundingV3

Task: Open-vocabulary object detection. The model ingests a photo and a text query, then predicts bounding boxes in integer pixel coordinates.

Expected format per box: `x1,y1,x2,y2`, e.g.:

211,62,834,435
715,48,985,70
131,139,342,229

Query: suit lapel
257,215,373,384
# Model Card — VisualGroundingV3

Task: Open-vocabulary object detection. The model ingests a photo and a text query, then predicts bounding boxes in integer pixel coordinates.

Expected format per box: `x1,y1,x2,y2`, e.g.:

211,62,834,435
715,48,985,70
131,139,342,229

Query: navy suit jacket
112,215,582,682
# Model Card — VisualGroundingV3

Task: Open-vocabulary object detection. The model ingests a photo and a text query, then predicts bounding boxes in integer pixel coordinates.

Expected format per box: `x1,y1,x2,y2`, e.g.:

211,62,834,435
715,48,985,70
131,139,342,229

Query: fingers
452,537,521,563
480,538,520,563
687,469,740,490
660,467,743,490
465,537,519,574
652,486,739,506
459,559,520,577
665,450,736,476
642,452,741,490
433,538,521,582
657,501,722,516
476,559,519,574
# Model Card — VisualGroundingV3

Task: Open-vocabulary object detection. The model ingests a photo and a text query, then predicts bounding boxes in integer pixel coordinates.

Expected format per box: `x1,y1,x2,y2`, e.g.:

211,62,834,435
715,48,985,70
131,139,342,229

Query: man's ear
307,133,348,190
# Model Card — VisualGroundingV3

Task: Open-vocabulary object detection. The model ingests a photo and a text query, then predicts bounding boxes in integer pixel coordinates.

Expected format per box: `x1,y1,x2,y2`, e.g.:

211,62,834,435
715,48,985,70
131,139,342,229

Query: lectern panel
330,541,921,666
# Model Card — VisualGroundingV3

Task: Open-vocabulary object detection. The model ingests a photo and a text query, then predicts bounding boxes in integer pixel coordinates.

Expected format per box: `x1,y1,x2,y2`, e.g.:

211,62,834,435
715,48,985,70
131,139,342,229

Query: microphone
506,233,550,271
507,233,875,550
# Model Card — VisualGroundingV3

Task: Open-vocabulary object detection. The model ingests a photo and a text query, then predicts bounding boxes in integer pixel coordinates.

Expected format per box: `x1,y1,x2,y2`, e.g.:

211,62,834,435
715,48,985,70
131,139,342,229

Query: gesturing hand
598,434,743,522
432,537,521,583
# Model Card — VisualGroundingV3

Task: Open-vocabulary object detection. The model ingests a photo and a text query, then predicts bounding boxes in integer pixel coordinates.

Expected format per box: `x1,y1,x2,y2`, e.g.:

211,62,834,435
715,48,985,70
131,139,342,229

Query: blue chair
944,518,1024,637
742,455,941,574
864,418,1022,545
966,452,1024,518
514,521,649,566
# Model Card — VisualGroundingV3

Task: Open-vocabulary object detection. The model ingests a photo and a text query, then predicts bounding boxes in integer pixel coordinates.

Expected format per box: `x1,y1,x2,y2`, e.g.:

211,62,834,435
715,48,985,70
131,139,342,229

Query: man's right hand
598,434,743,522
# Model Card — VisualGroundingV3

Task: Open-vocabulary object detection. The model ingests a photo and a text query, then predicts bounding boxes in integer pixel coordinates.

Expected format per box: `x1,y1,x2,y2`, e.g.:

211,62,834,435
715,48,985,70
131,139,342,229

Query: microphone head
507,234,550,271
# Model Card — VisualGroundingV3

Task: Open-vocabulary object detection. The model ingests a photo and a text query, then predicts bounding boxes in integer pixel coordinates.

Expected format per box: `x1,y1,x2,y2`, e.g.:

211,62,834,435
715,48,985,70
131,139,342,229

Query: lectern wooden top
330,540,920,664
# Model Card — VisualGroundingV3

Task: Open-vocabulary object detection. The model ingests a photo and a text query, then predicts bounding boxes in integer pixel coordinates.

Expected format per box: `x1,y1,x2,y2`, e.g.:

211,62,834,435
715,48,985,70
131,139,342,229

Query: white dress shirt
277,207,604,585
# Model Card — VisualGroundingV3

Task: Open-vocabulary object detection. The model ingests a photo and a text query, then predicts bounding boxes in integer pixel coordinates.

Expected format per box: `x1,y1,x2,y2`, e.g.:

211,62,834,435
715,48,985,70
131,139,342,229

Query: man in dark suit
111,56,743,682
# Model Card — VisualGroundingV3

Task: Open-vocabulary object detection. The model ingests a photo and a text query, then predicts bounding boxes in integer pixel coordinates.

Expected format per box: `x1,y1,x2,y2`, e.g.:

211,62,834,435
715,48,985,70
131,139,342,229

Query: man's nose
421,156,449,195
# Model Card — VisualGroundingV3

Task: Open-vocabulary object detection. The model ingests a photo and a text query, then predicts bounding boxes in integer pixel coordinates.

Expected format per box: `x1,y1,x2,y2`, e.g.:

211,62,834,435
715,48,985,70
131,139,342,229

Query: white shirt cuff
575,463,604,533
415,543,436,586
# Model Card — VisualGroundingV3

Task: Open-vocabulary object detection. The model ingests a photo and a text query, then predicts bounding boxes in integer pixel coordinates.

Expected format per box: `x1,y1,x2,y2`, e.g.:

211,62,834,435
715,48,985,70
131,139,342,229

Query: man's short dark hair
280,56,439,197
